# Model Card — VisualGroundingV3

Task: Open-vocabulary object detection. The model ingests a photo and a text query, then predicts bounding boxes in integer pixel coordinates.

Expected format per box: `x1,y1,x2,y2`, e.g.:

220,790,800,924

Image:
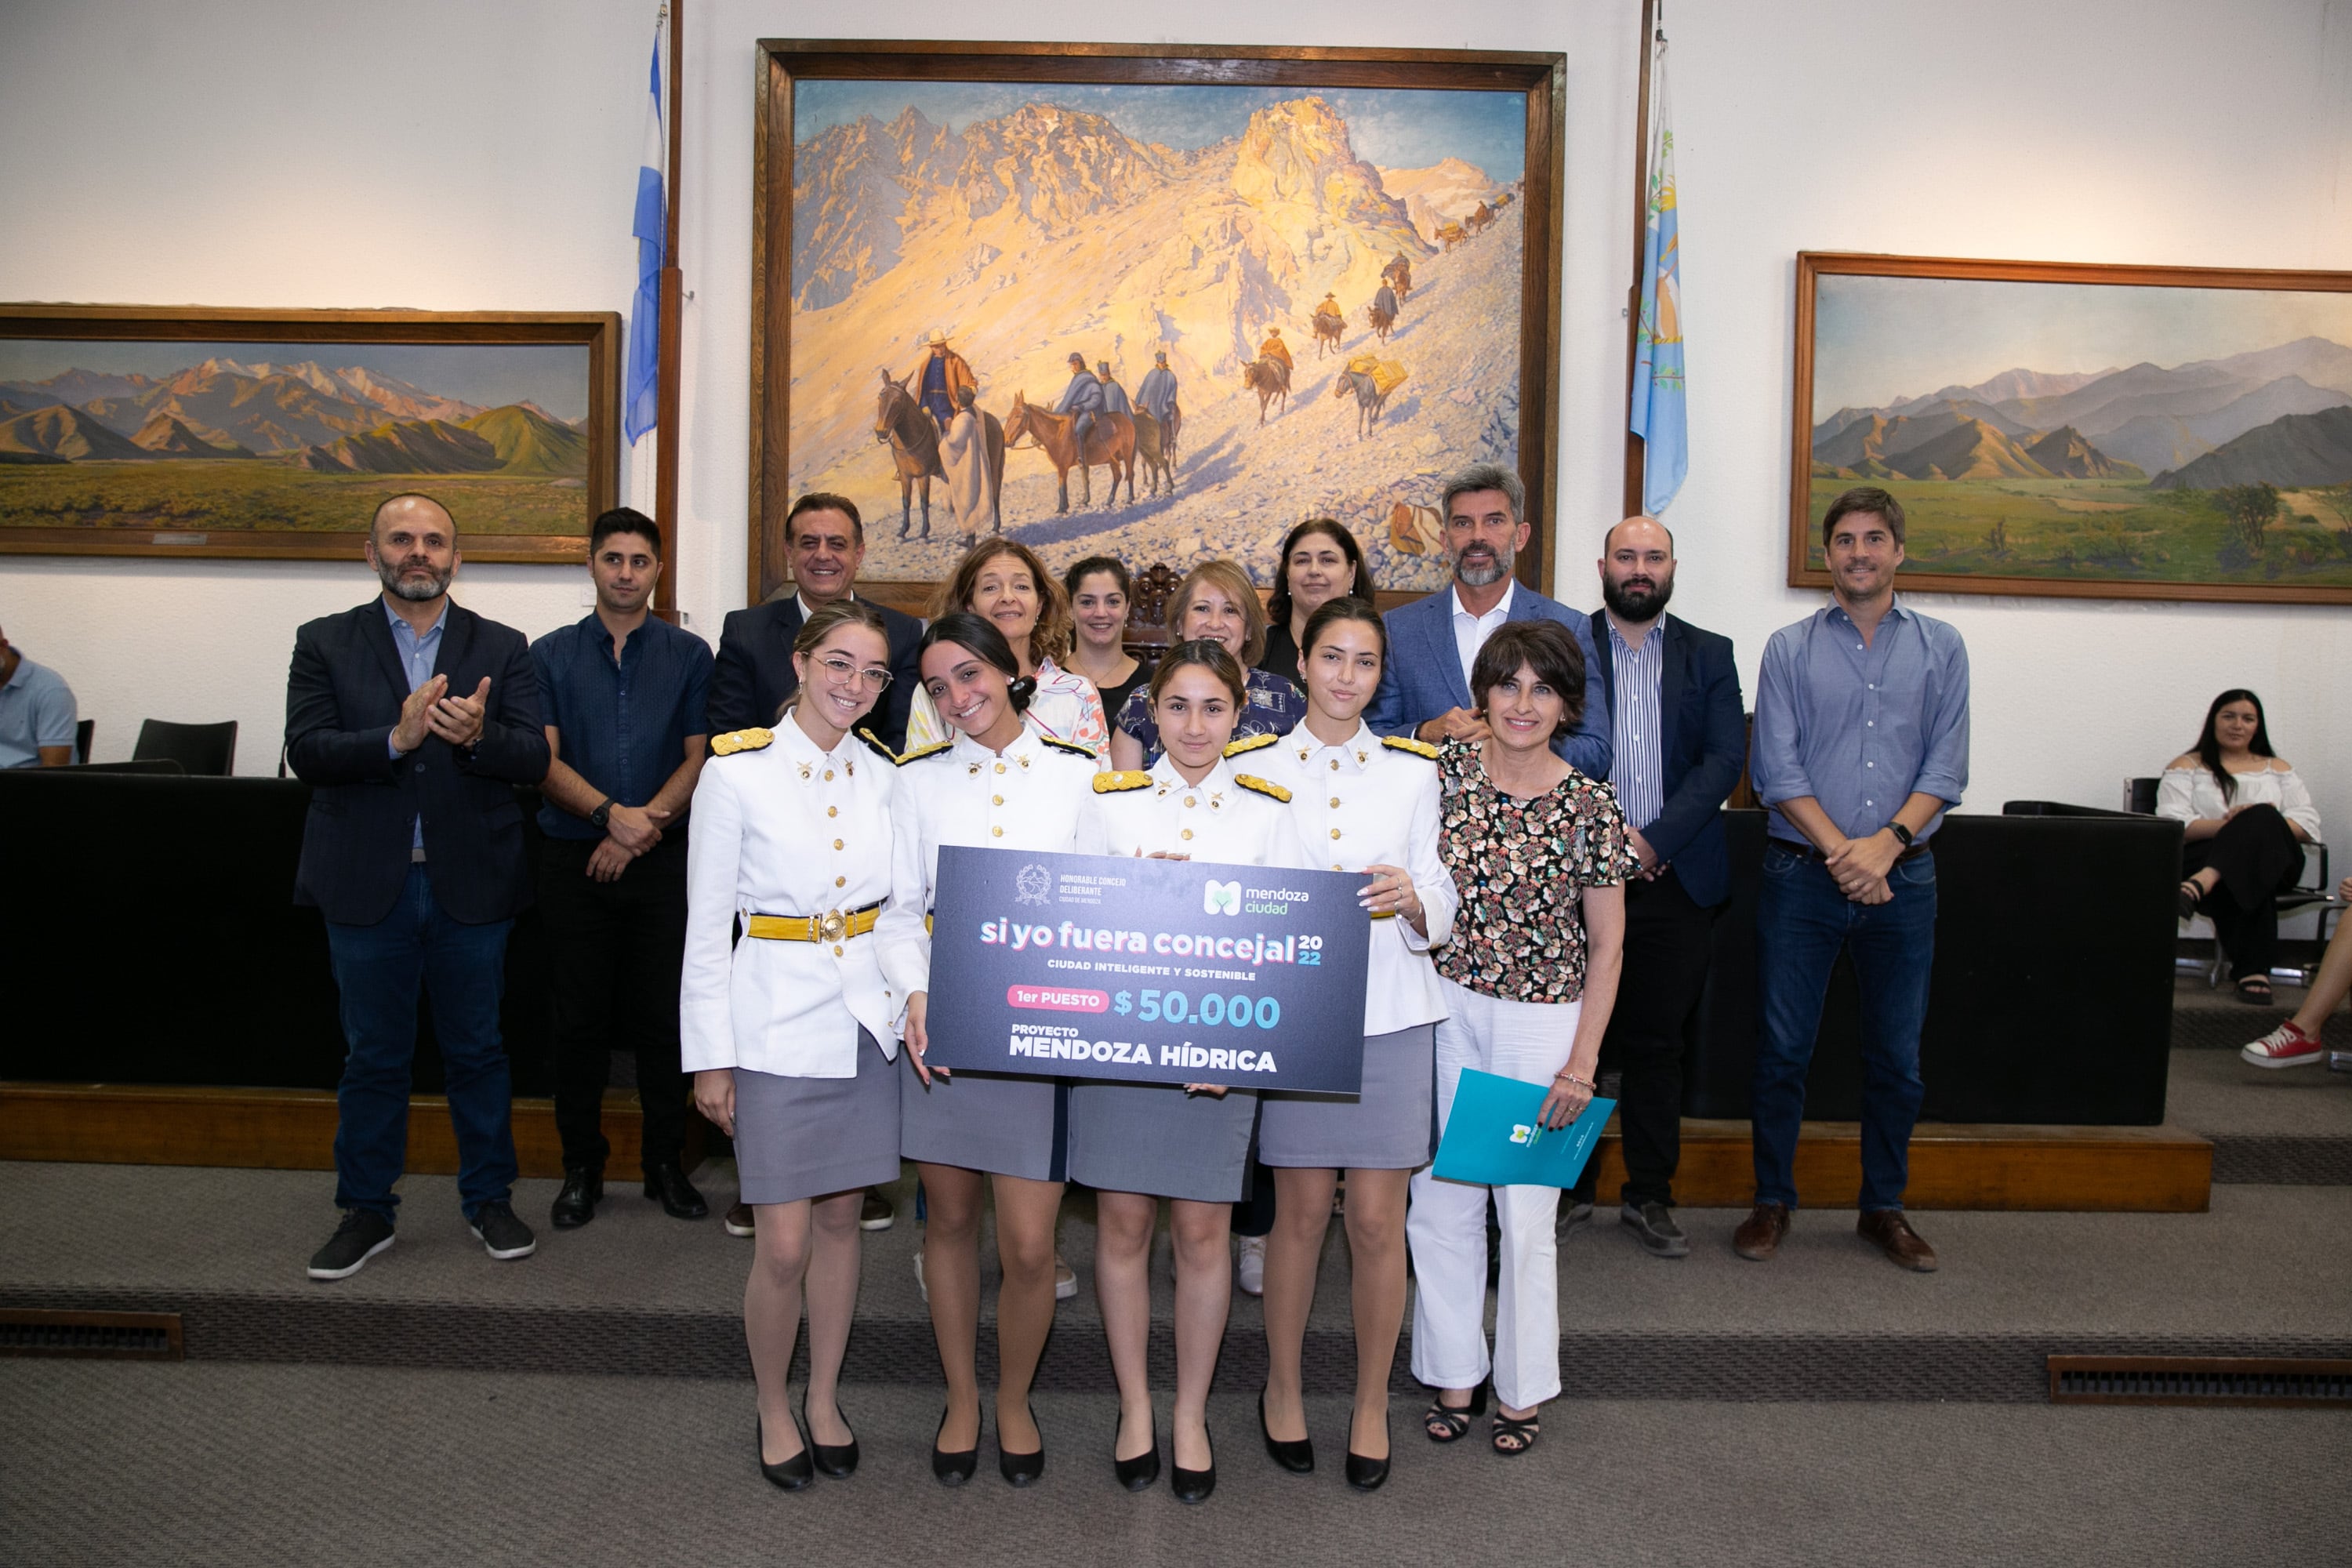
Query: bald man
286,492,551,1281
1565,516,1744,1257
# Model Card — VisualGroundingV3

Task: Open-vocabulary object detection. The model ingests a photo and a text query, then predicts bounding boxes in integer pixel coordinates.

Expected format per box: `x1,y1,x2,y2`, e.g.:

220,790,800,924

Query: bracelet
1553,1070,1594,1091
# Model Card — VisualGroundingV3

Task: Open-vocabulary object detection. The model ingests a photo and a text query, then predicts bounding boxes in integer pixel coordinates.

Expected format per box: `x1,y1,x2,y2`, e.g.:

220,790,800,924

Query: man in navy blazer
1366,463,1611,779
286,493,551,1282
1567,515,1744,1257
708,492,923,748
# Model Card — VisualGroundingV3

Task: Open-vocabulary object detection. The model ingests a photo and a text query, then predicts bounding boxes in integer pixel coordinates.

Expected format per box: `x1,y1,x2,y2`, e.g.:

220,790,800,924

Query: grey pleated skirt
733,1029,902,1205
1065,1080,1259,1202
1259,1023,1438,1171
901,1056,1069,1182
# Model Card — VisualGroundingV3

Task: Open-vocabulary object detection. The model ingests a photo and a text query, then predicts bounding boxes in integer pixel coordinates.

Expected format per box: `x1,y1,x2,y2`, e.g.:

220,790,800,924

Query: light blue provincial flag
624,8,668,447
1630,30,1686,515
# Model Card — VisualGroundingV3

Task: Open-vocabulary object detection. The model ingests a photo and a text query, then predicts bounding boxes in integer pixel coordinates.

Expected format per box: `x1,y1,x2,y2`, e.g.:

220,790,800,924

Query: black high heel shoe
1259,1390,1313,1474
998,1403,1045,1487
1113,1414,1160,1492
805,1403,860,1479
1171,1421,1217,1504
757,1417,813,1491
931,1407,978,1487
1345,1409,1393,1493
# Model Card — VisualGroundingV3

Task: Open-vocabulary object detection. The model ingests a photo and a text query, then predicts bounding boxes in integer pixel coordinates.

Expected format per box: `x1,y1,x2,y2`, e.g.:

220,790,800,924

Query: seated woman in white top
901,539,1107,757
2160,688,2321,1005
681,600,903,1491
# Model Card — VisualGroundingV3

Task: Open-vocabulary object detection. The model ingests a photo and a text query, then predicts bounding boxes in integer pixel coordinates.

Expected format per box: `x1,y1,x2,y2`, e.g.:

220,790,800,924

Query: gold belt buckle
817,909,848,943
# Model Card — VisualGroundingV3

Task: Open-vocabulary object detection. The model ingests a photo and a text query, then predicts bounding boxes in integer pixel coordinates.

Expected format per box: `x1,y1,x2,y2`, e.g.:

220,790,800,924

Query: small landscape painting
0,310,616,561
1793,255,2352,603
765,59,1544,602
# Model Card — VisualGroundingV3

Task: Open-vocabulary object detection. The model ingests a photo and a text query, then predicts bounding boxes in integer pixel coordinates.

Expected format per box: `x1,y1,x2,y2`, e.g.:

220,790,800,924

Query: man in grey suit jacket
1366,462,1611,779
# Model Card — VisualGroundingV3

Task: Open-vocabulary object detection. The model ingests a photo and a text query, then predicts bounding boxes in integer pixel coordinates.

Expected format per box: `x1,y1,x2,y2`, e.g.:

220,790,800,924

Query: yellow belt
746,902,883,943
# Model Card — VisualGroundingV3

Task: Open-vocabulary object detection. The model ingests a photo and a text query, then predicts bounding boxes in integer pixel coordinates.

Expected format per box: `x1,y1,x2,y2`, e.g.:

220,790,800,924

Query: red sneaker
2242,1020,2324,1069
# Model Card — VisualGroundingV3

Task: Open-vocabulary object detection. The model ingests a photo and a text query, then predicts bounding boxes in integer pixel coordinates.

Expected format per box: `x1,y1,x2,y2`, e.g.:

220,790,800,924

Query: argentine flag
625,9,668,451
1631,30,1686,515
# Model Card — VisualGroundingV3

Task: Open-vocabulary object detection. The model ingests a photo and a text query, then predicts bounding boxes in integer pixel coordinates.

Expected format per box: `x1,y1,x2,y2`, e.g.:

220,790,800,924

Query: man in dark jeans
1567,515,1744,1257
1740,486,1970,1272
531,507,713,1229
289,492,551,1280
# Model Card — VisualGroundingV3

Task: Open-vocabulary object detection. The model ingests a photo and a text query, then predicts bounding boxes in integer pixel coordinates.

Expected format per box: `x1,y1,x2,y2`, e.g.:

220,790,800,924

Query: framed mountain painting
750,41,1565,608
1791,253,2352,604
0,306,619,562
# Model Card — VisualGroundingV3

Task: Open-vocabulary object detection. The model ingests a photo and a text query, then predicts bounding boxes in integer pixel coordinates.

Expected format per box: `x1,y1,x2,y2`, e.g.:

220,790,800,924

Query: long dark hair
2193,688,2273,803
1298,595,1386,669
919,612,1036,715
1266,517,1374,629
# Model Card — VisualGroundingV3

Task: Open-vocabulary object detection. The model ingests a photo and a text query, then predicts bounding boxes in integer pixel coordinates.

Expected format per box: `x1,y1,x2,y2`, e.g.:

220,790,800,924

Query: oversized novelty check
923,848,1372,1092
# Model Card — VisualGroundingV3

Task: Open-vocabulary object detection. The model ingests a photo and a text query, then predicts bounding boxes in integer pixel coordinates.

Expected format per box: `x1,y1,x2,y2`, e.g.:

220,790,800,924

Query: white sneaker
1054,1251,1078,1301
1236,1234,1266,1297
913,1249,927,1303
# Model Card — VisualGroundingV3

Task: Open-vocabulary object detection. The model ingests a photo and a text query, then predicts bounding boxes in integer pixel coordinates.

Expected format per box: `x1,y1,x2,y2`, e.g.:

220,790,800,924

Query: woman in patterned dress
902,539,1108,758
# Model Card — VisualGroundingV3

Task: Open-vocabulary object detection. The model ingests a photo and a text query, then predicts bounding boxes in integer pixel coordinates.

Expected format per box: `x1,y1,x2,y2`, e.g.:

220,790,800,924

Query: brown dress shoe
1732,1202,1790,1261
1857,1209,1938,1272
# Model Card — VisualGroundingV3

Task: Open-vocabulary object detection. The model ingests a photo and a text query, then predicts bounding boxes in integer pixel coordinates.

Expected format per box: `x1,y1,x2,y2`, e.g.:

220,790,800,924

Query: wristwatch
1889,821,1915,848
590,797,615,829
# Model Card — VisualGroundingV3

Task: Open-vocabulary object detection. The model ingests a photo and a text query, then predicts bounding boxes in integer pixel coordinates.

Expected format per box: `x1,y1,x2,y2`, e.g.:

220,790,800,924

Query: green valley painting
1791,256,2352,604
750,44,1565,604
0,308,618,561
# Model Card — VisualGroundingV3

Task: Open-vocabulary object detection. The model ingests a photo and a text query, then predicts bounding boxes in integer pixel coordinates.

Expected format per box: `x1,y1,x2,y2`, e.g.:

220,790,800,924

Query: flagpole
1621,0,1658,518
654,0,684,617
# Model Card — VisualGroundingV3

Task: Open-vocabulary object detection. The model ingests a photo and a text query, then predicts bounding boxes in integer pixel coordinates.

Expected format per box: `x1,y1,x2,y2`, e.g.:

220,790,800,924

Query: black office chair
2125,775,2342,985
132,719,238,777
74,718,93,764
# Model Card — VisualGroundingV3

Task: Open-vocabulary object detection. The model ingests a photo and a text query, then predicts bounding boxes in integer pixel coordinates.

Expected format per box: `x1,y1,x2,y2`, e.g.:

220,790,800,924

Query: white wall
4,0,2348,875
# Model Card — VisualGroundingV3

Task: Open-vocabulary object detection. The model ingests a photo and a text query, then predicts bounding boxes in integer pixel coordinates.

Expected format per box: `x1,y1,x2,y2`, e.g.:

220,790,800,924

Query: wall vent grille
0,1308,183,1359
2049,1356,2352,1406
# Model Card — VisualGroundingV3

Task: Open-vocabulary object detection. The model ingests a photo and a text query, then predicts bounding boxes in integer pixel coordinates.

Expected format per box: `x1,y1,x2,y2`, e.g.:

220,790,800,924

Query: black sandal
2237,975,2274,1006
1490,1411,1541,1457
1421,1382,1486,1443
2176,880,2204,920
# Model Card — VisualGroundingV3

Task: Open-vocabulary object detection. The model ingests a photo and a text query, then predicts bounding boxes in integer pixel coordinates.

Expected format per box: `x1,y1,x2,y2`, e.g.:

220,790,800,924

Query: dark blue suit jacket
707,593,924,750
1367,581,1613,779
285,598,550,927
1587,608,1744,909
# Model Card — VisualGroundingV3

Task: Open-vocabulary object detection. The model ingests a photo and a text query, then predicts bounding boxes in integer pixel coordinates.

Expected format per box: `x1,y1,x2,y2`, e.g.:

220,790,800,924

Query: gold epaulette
855,727,899,763
710,727,774,757
1234,773,1291,803
1092,770,1153,793
1381,735,1442,760
895,740,953,765
1040,735,1100,760
1223,732,1279,758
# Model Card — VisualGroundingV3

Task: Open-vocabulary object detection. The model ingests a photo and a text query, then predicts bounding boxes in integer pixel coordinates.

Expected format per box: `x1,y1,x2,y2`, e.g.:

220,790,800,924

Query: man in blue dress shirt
1739,487,1969,1273
0,623,78,767
531,507,713,1231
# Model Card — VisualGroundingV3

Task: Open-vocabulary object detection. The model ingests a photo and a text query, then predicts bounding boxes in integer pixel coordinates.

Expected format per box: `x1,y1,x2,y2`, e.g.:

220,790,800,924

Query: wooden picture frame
0,305,620,564
751,39,1566,614
1791,253,2352,604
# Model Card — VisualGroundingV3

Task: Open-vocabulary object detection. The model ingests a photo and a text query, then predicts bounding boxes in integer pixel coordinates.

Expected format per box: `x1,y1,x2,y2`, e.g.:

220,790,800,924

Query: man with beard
1563,515,1744,1256
1366,461,1610,778
1740,487,1969,1273
286,492,550,1280
530,508,713,1232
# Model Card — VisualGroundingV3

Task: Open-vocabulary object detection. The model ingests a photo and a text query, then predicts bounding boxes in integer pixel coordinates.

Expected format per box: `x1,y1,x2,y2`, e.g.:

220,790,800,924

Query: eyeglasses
814,655,893,691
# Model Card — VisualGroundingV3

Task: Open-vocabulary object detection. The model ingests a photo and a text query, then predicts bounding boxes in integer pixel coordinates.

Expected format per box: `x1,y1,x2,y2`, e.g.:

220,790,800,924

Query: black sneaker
859,1187,895,1231
1556,1200,1595,1238
307,1210,394,1281
470,1201,538,1261
1620,1200,1690,1258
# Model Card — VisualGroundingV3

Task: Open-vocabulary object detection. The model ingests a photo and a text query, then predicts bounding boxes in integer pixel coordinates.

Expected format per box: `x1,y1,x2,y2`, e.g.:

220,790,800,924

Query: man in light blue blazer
1367,462,1611,778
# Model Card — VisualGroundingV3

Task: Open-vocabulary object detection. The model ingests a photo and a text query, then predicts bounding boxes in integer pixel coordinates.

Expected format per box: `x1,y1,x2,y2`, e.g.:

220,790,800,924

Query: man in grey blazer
1366,462,1611,778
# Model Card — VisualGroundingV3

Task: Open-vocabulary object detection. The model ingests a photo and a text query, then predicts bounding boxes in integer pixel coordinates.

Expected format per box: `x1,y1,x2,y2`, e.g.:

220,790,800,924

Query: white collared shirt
1077,753,1315,871
876,721,1102,1007
681,714,898,1076
1261,723,1458,1035
1450,579,1516,694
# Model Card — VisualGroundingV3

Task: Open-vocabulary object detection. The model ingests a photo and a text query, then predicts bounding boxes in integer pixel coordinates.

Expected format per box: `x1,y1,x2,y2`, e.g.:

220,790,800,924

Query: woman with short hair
1109,558,1304,771
902,539,1107,757
1406,619,1628,1461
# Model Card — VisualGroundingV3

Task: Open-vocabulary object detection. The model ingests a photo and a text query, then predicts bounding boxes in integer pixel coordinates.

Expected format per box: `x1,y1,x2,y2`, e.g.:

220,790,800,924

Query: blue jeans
325,864,517,1221
1752,841,1937,1213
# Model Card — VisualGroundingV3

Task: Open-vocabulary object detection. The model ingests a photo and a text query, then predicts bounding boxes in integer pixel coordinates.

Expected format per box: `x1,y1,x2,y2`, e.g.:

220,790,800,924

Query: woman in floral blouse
1406,619,1628,1461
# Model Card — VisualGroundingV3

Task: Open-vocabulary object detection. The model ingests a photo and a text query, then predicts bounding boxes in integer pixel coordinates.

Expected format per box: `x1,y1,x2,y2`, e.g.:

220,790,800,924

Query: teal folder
1430,1069,1615,1189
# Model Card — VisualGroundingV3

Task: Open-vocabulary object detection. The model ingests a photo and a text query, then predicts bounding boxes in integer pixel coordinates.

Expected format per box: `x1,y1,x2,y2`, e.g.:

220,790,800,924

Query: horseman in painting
904,328,978,433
